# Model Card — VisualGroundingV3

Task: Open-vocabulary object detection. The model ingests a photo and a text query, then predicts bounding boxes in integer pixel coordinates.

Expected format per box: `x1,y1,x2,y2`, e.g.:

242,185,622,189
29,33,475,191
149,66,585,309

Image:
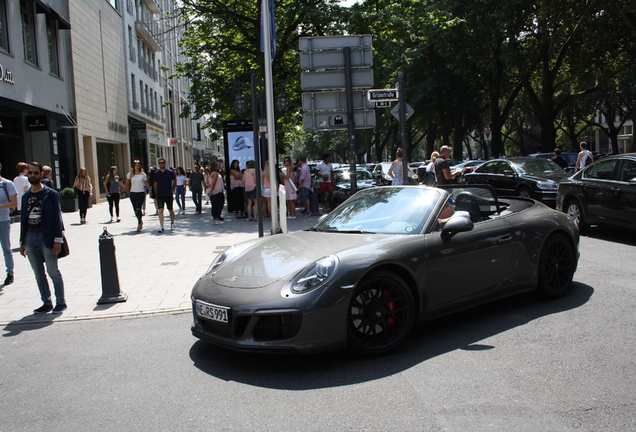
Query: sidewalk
0,196,318,326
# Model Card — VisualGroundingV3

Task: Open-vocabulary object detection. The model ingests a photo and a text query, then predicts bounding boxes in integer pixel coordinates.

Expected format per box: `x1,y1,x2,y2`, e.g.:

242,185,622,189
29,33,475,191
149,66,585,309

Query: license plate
195,300,229,323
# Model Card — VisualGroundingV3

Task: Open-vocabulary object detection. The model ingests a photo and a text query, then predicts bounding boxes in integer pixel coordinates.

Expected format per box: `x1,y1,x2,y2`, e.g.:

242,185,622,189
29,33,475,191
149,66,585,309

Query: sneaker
117,218,121,222
52,304,67,314
170,223,176,230
287,216,296,219
304,212,313,217
34,304,54,314
4,274,14,285
158,227,164,233
110,217,114,223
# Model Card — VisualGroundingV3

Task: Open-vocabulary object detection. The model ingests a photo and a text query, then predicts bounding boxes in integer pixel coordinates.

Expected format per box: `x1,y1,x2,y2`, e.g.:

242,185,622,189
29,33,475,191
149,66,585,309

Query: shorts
319,182,333,193
245,189,256,199
157,195,174,211
299,187,311,200
262,187,271,198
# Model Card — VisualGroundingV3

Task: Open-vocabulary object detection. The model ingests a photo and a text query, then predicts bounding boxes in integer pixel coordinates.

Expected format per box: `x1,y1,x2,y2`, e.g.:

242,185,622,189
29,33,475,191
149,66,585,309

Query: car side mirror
503,170,515,176
441,216,474,239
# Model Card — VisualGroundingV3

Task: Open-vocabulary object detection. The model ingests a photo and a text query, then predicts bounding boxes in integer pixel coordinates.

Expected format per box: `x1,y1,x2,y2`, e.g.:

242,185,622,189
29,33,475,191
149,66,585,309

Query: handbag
58,236,70,258
123,178,131,194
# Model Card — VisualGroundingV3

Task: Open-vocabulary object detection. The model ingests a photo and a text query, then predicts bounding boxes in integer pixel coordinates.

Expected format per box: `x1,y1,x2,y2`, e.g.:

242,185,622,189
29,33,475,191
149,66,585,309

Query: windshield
314,187,442,235
515,159,564,175
334,170,374,183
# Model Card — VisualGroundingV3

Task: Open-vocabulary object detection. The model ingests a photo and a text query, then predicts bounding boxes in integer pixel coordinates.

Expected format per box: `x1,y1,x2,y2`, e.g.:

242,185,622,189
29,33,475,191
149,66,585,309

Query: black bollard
97,228,127,304
310,190,320,213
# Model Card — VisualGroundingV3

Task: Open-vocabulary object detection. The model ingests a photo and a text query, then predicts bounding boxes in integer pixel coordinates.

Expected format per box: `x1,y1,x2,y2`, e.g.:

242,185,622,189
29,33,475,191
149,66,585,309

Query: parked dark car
330,167,377,206
463,157,569,206
531,152,579,173
556,153,636,233
453,160,487,174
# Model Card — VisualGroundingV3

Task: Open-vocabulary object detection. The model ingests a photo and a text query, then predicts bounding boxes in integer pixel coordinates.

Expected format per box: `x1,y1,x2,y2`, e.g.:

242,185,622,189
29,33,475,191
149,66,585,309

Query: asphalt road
1,228,635,432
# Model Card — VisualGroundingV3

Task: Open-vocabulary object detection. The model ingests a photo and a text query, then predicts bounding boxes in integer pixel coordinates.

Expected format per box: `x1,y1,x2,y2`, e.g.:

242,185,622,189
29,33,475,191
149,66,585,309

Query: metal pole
344,47,357,193
398,71,408,184
251,74,264,237
262,0,278,234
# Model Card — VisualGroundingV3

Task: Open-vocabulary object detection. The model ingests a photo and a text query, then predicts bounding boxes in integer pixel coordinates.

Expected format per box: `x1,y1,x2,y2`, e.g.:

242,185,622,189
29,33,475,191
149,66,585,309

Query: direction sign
300,49,373,70
303,110,376,131
299,35,372,51
391,103,414,121
301,69,374,90
367,89,398,102
302,90,374,111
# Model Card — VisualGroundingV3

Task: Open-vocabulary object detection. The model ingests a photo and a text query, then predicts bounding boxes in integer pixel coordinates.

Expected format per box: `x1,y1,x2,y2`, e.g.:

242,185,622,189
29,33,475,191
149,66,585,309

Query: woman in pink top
228,159,246,218
242,160,258,221
206,162,225,224
281,156,297,218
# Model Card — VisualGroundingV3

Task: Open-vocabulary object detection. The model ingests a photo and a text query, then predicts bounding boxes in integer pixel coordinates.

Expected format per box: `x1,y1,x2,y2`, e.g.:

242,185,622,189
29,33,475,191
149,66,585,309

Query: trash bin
97,228,127,304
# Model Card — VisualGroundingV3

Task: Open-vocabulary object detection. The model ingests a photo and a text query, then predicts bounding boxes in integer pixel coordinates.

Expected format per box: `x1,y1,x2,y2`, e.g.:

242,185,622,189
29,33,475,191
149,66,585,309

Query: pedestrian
147,165,158,215
575,141,594,172
153,158,176,232
72,167,93,224
389,147,404,185
202,166,211,205
41,165,54,188
0,162,18,285
434,146,461,186
206,161,225,224
189,165,204,214
19,162,67,314
228,159,246,218
126,161,150,232
12,162,29,216
243,160,258,221
103,166,121,222
175,167,187,215
315,153,334,211
261,161,273,218
424,151,440,185
282,156,297,219
298,156,312,216
551,148,569,170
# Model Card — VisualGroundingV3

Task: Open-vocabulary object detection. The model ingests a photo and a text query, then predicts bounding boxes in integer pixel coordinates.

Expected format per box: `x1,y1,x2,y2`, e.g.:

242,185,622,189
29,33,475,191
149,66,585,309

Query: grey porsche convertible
191,185,579,355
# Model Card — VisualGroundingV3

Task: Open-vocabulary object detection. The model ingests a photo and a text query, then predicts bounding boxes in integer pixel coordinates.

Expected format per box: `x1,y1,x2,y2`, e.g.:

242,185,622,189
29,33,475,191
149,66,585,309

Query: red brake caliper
383,290,395,327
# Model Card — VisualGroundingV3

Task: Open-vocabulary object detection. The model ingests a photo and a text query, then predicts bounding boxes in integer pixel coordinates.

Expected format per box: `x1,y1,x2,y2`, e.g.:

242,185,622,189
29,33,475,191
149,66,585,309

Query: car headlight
206,246,235,275
291,256,339,294
537,181,558,190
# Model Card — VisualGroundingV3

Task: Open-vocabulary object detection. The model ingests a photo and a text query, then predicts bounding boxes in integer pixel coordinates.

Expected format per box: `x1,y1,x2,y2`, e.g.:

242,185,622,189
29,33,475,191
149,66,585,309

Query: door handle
496,236,512,245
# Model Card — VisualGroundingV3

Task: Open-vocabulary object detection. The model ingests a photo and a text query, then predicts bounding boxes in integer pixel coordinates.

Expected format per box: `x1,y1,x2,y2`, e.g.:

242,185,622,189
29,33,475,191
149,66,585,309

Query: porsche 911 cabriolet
191,185,579,356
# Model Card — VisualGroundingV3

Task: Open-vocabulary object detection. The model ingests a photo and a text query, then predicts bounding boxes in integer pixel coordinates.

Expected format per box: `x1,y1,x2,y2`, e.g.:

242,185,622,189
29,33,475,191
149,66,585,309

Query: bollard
310,189,320,213
97,228,127,304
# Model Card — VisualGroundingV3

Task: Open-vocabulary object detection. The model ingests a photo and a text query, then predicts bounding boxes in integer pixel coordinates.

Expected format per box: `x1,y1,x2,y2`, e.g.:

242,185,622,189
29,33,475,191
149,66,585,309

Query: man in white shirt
575,141,594,172
12,162,29,216
0,162,18,285
315,153,334,211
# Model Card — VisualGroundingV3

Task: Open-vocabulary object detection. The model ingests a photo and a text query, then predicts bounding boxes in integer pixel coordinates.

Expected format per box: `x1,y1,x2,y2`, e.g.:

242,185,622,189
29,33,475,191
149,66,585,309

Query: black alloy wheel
516,186,533,199
347,270,416,356
538,233,575,298
565,199,589,234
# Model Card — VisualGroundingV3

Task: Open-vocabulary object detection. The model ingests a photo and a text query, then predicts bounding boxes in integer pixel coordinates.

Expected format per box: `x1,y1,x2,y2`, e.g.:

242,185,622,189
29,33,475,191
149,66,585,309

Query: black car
330,167,376,206
556,153,636,233
531,152,579,173
463,157,569,206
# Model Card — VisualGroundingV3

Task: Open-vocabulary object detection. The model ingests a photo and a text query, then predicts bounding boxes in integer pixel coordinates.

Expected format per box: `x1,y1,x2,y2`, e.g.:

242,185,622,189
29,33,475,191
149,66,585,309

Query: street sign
303,110,376,131
391,103,414,121
299,35,372,51
484,128,492,141
301,69,374,90
367,89,399,101
300,49,373,70
376,101,391,108
302,90,374,111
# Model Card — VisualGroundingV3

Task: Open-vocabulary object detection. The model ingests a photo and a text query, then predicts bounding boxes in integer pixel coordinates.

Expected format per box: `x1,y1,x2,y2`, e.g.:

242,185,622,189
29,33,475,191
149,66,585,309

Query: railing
132,100,139,110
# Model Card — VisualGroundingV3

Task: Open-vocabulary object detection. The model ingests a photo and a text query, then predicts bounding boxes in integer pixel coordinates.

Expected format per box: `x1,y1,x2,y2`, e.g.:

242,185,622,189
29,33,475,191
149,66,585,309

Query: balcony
135,18,161,52
133,100,139,110
142,0,160,14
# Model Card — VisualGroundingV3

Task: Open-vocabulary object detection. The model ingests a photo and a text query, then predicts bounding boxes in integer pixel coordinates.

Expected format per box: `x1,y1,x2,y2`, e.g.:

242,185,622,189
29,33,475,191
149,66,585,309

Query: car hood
520,172,569,183
210,231,378,289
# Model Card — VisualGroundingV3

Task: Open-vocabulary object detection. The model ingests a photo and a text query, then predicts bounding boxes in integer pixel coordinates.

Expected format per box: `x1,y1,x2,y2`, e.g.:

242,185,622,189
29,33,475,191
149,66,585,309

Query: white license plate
195,300,229,323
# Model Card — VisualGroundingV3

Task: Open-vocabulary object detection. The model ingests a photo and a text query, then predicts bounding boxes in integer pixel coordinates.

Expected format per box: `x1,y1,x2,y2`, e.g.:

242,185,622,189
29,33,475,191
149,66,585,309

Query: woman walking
282,157,297,219
261,161,273,218
103,166,121,222
175,167,187,215
127,161,150,232
206,162,225,224
243,160,258,221
228,160,246,218
73,167,93,224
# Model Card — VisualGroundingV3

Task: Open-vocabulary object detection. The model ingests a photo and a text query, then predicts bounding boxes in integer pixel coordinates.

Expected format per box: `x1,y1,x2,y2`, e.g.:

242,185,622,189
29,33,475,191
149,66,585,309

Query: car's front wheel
538,233,575,298
516,186,533,199
565,198,589,233
347,270,416,356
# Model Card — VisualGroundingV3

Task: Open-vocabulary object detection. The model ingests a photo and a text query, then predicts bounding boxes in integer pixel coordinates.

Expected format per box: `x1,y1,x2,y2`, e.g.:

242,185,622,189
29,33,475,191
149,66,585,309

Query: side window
498,161,513,173
479,162,498,174
619,160,636,182
584,160,618,180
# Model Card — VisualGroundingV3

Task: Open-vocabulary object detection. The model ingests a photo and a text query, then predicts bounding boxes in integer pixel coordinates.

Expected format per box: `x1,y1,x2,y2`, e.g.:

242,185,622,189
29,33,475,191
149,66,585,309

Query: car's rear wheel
538,233,575,298
565,198,589,234
516,186,533,199
347,271,416,356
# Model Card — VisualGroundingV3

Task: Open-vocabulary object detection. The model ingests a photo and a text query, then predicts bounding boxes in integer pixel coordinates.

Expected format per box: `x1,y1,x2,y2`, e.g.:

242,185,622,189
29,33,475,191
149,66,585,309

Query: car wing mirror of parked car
503,170,515,176
441,216,474,239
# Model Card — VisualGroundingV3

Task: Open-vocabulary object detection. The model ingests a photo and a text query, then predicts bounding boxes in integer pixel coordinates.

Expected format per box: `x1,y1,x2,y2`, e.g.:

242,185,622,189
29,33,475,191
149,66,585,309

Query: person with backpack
0,162,18,285
575,142,594,172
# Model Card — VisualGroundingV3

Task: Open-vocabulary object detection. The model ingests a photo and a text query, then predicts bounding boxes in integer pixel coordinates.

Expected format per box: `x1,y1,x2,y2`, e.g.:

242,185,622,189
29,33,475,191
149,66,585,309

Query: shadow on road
2,314,60,337
189,282,594,389
582,226,636,246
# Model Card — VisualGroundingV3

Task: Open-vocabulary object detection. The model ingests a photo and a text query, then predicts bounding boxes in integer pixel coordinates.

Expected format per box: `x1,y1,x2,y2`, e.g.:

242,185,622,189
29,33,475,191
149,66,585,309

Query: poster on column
223,120,256,171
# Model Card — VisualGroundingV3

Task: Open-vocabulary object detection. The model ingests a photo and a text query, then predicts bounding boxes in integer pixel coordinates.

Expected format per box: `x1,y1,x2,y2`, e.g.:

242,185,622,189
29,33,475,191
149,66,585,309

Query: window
584,160,618,180
619,160,636,182
139,80,144,109
20,0,38,65
106,0,117,10
47,19,59,76
0,0,9,52
131,73,137,107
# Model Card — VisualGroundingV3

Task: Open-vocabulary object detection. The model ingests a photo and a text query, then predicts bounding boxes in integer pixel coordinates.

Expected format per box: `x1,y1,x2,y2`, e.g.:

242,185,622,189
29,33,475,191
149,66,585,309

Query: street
0,203,635,431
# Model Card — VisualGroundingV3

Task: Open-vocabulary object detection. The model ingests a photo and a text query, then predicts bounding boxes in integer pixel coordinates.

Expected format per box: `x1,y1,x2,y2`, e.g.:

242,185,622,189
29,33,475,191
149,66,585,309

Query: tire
516,186,533,199
347,270,416,356
538,233,575,298
565,198,589,234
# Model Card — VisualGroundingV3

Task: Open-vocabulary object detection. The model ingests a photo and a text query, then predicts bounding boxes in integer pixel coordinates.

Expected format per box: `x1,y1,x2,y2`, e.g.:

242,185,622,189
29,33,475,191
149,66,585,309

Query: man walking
0,162,18,285
434,146,461,186
12,162,29,216
19,162,67,314
575,141,594,172
153,158,176,232
298,156,312,216
316,153,334,212
189,165,204,214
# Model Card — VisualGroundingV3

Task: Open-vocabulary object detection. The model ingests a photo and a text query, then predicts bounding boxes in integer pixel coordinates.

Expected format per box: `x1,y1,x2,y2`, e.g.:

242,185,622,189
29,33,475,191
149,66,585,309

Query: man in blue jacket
19,162,67,314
